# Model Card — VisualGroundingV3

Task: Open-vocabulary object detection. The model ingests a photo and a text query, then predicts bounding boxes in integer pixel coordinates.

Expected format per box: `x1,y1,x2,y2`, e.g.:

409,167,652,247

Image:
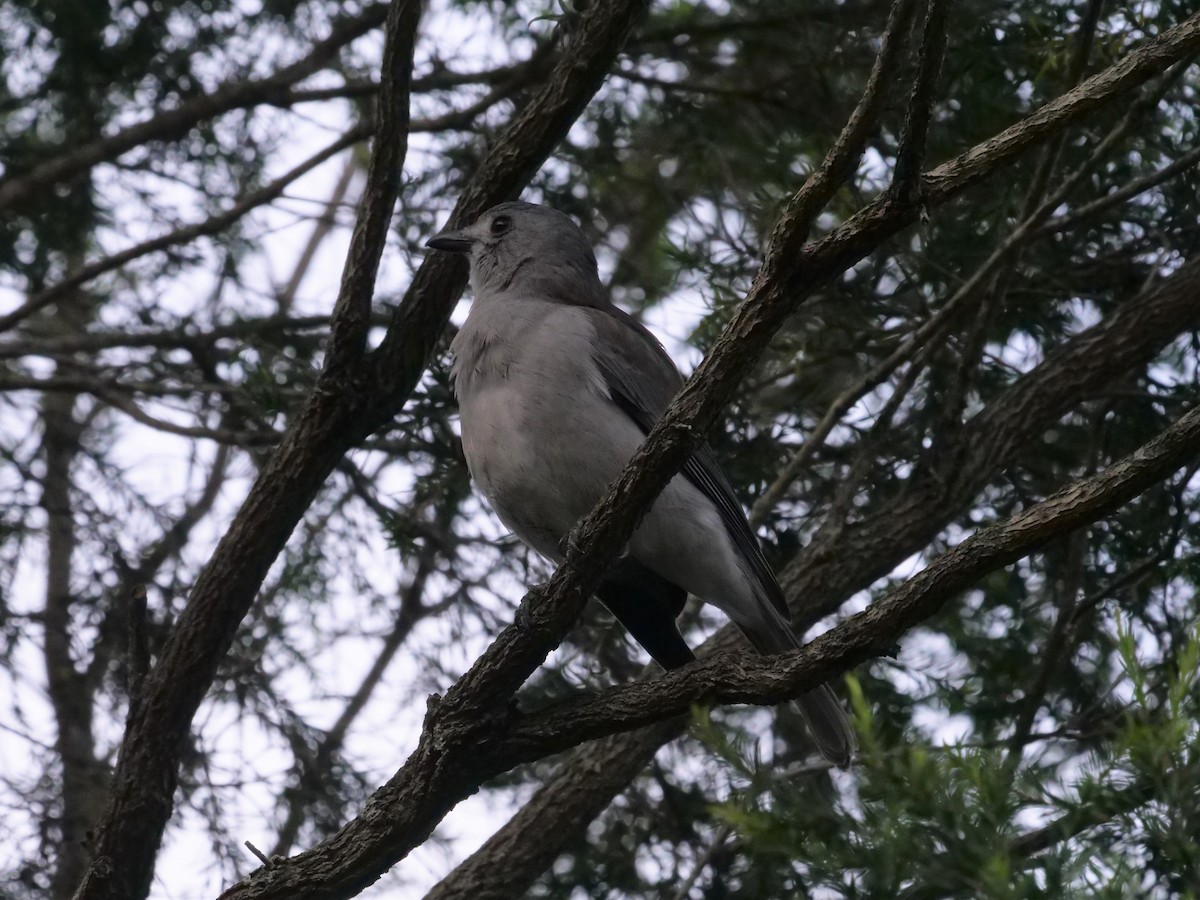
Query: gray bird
427,201,855,767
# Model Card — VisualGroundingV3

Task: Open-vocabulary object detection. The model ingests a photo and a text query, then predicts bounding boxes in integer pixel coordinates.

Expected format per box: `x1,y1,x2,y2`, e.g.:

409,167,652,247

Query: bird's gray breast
450,300,624,559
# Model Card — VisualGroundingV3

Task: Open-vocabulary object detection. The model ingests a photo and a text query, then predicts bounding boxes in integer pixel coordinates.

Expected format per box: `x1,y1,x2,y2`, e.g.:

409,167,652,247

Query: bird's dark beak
425,229,475,253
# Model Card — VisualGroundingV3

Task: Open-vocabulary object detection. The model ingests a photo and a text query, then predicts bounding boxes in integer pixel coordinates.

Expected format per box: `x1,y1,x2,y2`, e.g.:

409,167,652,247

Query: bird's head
426,202,603,304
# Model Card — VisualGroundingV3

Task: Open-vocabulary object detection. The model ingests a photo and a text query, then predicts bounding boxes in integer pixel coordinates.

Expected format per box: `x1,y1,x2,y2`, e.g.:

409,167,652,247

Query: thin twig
244,841,273,869
0,3,390,211
1039,142,1200,235
669,824,733,900
1,127,368,334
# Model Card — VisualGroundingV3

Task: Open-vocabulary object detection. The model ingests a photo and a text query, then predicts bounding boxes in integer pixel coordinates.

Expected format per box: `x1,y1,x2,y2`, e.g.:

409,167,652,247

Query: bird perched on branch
427,201,855,767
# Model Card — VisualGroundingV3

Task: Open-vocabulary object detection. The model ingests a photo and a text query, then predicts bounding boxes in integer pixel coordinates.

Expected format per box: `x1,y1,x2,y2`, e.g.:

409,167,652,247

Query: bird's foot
514,596,537,632
558,529,630,563
558,529,583,559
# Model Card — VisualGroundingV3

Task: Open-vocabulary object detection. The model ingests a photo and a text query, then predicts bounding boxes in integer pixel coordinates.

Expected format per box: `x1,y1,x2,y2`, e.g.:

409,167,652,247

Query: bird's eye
490,215,512,235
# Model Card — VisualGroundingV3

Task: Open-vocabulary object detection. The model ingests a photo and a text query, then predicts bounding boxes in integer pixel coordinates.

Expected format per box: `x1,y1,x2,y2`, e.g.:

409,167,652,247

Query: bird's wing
584,305,790,620
594,558,694,669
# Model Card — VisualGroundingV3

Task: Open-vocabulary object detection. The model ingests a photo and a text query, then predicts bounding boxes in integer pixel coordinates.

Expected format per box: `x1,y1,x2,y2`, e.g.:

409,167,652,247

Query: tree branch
323,0,415,372
888,0,947,203
471,398,1200,762
0,313,344,359
424,718,689,900
921,15,1200,204
0,4,389,212
772,0,920,242
69,5,422,900
1,127,368,333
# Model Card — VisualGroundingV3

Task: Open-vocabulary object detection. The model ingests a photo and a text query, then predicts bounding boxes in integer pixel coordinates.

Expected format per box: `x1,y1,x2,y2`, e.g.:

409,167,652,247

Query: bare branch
423,719,688,900
0,4,389,211
1,127,368,334
0,313,377,361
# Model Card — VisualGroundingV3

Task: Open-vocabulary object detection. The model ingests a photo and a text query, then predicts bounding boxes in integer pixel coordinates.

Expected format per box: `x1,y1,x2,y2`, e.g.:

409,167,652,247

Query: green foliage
674,634,1200,899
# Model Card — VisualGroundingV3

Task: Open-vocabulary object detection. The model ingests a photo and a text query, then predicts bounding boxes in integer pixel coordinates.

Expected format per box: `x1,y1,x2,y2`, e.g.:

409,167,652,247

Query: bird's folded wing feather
584,305,791,620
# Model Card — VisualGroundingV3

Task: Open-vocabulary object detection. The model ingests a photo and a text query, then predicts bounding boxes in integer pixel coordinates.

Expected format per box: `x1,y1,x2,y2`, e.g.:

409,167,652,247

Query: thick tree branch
424,719,689,900
920,15,1200,204
494,400,1200,755
41,361,102,899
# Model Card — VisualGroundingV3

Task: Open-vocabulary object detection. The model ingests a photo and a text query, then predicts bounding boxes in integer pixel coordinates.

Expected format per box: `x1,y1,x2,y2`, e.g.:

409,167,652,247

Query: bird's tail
739,614,857,769
792,683,856,769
